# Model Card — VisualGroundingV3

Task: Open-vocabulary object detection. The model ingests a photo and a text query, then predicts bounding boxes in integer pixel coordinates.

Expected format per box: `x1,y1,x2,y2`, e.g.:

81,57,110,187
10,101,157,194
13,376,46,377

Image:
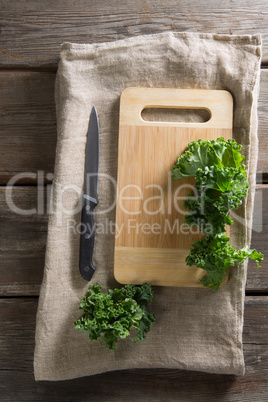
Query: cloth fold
34,32,262,381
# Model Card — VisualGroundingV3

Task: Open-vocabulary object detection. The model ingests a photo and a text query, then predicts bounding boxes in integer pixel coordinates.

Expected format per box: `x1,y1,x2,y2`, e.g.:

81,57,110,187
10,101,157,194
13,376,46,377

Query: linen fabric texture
34,32,262,380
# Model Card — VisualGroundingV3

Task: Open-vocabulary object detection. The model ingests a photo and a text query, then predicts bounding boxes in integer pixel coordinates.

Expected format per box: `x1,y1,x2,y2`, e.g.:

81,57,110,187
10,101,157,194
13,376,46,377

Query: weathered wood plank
247,185,268,292
0,72,56,184
0,297,267,401
0,0,268,67
0,187,48,295
258,70,268,176
0,70,268,184
0,186,267,295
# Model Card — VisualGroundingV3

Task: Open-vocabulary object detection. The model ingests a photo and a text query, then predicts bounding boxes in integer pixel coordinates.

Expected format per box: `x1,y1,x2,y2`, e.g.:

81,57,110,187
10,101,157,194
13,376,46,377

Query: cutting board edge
114,246,229,288
120,87,233,129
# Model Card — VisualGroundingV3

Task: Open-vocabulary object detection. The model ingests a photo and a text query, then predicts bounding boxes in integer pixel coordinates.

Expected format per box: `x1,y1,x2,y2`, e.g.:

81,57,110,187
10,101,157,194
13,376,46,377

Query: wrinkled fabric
34,32,261,380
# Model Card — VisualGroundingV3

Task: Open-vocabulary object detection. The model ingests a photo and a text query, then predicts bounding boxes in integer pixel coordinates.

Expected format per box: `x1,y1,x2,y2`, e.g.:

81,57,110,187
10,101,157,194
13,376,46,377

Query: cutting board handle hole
141,107,211,123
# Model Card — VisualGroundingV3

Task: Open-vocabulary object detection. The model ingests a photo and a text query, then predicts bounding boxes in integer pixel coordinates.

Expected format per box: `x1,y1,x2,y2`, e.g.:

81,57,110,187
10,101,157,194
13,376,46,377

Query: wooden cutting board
114,87,233,287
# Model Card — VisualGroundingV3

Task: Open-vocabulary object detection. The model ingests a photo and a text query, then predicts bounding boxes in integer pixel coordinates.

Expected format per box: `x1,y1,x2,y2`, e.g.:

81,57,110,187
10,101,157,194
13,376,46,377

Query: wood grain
0,70,268,185
1,1,267,399
0,187,48,295
258,69,268,175
115,126,231,249
119,87,233,128
0,297,267,401
0,0,268,67
0,72,57,184
114,246,229,287
115,88,232,286
247,185,268,292
0,186,267,295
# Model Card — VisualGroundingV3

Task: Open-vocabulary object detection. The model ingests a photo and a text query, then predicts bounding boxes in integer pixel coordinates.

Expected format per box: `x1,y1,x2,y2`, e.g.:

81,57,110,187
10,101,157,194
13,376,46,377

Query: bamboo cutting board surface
114,88,233,287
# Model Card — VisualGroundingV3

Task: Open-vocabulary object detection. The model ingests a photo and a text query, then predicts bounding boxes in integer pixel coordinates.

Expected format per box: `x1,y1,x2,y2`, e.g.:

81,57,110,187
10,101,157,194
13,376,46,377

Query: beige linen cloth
34,32,262,380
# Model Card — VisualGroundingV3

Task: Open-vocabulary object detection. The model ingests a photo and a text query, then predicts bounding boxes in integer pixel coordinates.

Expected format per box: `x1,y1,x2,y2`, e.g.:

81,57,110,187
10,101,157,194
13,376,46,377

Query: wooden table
1,1,267,400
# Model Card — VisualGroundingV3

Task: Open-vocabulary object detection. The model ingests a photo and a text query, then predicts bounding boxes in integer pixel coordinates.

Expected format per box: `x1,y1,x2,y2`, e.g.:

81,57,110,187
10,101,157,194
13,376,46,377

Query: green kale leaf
172,137,263,290
172,137,245,180
186,234,263,291
74,283,155,350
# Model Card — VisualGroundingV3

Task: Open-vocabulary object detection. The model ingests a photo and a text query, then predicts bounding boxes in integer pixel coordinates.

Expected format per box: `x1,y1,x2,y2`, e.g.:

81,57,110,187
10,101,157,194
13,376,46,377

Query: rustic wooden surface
1,70,268,184
0,1,267,400
1,0,268,67
0,297,267,401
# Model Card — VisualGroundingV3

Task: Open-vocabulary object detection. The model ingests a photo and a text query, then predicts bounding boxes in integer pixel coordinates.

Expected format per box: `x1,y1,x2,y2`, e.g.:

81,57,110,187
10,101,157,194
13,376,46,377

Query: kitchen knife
79,106,99,281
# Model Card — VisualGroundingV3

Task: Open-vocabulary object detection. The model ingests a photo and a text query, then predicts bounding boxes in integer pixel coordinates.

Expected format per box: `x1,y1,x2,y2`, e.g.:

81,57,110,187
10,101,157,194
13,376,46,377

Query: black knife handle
79,196,98,281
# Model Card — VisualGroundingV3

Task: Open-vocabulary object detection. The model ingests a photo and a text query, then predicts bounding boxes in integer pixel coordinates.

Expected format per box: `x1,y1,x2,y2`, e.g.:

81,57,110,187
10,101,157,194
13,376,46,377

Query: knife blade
79,106,99,281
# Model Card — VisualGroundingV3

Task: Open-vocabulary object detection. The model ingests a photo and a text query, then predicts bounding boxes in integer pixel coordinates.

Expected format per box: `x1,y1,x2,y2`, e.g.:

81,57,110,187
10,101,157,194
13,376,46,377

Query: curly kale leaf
186,234,263,291
74,283,155,350
172,139,215,178
172,137,245,180
184,165,249,235
172,137,263,290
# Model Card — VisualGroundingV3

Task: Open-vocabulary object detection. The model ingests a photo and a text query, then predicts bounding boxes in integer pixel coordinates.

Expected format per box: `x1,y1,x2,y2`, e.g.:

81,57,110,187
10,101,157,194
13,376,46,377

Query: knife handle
79,196,98,281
